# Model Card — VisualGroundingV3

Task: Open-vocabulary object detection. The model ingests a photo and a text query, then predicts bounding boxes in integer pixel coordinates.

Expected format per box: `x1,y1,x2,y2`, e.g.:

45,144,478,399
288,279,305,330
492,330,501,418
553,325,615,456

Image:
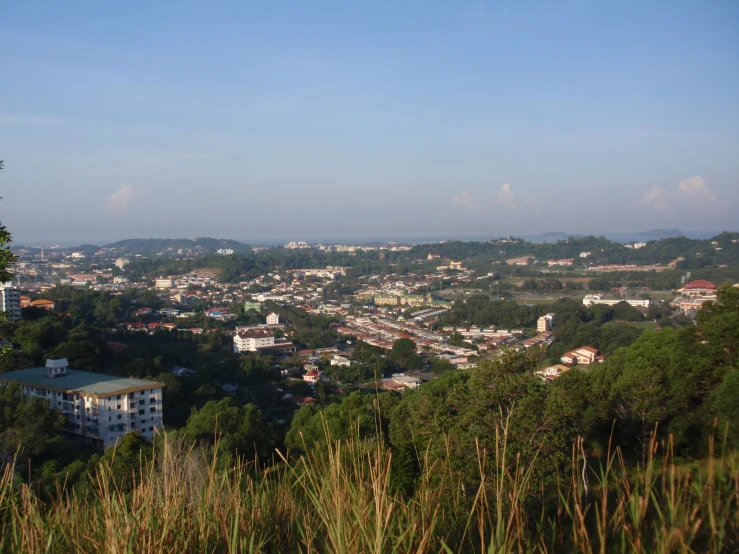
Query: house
160,307,180,317
20,295,31,308
303,368,323,383
135,307,153,316
561,346,601,366
279,366,301,378
330,355,351,367
266,312,280,326
537,364,571,380
171,366,197,377
29,299,55,311
391,373,421,390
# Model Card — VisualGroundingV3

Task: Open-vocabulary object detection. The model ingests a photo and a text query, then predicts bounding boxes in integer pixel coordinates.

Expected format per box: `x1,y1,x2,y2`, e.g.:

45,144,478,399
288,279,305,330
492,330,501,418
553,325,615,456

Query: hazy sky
1,1,738,245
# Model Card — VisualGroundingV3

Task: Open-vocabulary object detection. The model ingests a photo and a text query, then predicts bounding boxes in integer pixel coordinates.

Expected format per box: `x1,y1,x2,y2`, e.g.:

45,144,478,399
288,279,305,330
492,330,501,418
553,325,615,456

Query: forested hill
401,232,739,267
116,232,739,283
105,237,252,256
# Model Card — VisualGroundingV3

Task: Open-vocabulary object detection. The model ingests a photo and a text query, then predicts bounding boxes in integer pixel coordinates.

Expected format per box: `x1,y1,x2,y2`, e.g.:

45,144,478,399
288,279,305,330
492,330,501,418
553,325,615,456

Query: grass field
1,431,736,553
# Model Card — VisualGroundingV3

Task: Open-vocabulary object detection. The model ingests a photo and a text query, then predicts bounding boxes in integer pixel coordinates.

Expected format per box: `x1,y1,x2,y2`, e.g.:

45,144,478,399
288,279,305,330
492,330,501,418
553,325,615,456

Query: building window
150,407,156,413
117,415,122,420
139,409,145,415
150,398,156,404
139,399,145,406
149,427,154,432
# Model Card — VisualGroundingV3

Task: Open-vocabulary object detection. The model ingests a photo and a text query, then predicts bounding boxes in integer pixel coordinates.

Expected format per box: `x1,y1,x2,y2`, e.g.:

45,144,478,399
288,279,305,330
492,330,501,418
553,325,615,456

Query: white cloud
677,175,717,203
643,175,720,214
496,183,515,208
106,184,144,214
642,185,671,212
451,190,480,210
451,183,516,212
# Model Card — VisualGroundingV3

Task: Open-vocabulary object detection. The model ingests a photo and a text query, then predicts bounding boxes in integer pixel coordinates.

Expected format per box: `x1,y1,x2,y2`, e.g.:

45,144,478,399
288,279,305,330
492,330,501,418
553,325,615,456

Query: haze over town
2,1,738,244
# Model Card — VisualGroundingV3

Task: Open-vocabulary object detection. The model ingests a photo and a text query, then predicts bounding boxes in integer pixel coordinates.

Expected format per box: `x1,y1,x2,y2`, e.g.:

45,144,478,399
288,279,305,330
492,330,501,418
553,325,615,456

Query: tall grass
1,423,737,553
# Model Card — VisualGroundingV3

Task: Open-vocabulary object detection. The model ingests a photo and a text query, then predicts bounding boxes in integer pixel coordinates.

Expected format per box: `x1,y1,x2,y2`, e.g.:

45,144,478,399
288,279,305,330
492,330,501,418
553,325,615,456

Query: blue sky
1,1,737,245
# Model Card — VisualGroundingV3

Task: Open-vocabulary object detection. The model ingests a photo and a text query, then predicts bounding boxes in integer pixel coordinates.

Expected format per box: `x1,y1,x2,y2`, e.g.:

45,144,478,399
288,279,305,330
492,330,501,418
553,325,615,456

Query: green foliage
178,398,271,463
0,384,66,470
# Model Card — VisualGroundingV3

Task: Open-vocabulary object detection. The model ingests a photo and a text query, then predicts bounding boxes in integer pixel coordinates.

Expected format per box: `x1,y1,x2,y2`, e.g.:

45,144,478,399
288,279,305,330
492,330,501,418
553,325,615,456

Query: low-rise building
582,294,650,308
391,373,421,390
0,358,165,447
233,331,296,355
155,277,175,290
537,313,555,333
677,280,717,296
561,346,603,366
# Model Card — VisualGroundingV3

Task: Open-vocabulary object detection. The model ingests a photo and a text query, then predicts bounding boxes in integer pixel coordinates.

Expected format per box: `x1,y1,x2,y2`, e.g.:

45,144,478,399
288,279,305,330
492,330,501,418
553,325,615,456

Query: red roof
684,280,716,290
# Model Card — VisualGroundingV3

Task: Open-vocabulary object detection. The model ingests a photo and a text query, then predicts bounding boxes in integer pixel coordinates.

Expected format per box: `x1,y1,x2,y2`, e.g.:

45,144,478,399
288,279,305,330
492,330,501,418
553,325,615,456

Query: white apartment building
233,331,275,352
115,257,130,269
0,281,21,320
233,332,296,355
155,277,175,289
266,312,280,326
582,294,650,308
0,358,165,447
537,313,555,333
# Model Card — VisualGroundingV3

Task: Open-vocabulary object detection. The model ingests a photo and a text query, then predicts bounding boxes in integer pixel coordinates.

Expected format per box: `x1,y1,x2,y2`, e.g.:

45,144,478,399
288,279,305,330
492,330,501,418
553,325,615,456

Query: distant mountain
105,237,252,256
537,232,571,240
635,228,684,238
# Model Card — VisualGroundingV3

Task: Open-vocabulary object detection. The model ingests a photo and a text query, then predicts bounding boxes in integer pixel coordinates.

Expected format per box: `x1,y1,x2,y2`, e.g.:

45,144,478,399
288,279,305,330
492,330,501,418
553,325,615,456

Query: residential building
537,364,571,380
561,346,603,366
233,331,296,354
449,261,463,270
537,313,555,333
266,312,280,326
582,294,650,308
216,248,234,255
391,373,422,390
303,368,323,383
114,257,130,269
0,281,21,320
29,299,55,311
155,277,175,290
0,358,165,447
330,355,351,367
547,258,574,267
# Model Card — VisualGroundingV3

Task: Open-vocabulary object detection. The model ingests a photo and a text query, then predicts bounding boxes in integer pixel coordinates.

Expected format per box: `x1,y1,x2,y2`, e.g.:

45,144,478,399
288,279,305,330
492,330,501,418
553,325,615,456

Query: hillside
105,237,252,256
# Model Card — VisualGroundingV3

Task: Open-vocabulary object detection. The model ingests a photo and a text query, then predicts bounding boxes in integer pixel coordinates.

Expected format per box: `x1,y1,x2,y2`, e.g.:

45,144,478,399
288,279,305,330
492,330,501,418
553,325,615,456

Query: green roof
0,367,165,397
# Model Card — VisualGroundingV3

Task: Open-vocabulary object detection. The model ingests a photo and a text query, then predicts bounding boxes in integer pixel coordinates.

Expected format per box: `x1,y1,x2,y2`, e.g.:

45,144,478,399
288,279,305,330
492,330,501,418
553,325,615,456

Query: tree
390,338,423,370
0,384,66,470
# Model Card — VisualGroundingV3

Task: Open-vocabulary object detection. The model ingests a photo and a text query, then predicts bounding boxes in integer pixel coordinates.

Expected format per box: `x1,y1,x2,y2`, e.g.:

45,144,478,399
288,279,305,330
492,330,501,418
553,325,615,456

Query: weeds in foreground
0,423,737,553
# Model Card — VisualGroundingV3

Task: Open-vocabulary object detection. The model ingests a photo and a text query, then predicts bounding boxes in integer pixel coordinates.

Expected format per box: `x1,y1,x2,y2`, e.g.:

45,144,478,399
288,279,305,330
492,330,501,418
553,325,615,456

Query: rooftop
0,367,165,398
